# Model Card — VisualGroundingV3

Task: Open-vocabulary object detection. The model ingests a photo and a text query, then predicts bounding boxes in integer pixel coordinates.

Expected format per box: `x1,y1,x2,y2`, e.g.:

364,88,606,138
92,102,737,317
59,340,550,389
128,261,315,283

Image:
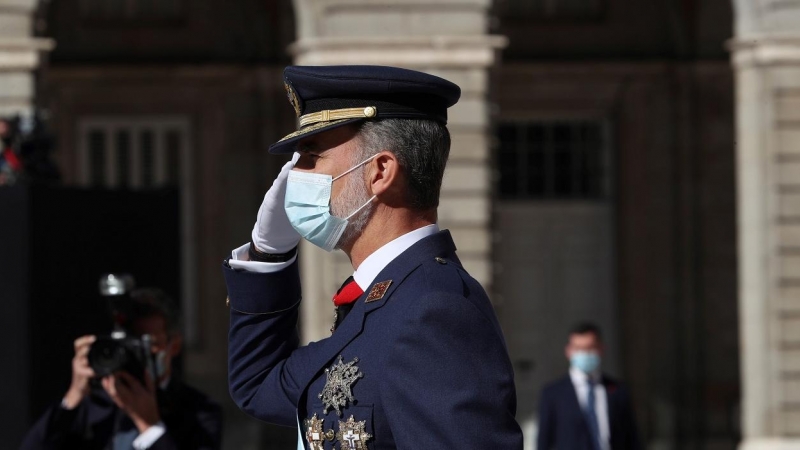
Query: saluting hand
251,152,302,254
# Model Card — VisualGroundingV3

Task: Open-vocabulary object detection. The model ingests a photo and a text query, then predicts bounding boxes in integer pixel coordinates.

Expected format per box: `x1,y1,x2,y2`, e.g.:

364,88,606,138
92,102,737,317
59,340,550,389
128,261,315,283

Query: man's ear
367,151,400,197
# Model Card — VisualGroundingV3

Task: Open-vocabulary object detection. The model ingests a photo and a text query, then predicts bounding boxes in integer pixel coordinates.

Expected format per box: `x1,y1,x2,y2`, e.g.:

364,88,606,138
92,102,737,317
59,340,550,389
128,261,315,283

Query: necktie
585,378,602,450
332,276,363,330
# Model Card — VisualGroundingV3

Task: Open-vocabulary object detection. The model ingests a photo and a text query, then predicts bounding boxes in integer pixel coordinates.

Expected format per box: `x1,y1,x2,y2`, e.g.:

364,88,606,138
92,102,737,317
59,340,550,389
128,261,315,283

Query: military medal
304,414,328,450
336,415,372,450
319,355,364,416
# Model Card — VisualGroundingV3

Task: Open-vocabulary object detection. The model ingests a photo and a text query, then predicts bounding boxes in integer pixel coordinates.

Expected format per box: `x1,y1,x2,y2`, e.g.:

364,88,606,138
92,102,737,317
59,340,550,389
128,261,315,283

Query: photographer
20,288,222,450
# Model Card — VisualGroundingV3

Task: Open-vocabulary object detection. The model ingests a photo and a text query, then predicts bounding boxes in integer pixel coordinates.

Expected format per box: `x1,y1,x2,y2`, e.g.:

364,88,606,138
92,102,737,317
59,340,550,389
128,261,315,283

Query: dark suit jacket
537,374,641,450
224,230,523,449
19,380,222,450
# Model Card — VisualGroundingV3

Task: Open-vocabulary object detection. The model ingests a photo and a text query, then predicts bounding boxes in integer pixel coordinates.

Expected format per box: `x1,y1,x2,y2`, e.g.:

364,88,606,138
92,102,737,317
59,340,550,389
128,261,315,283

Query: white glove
251,152,301,254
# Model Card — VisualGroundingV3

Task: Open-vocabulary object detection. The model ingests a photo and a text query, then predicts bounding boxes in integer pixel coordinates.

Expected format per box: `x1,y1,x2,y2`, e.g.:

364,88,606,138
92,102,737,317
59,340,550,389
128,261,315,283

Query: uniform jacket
224,230,523,449
19,381,222,450
536,375,641,450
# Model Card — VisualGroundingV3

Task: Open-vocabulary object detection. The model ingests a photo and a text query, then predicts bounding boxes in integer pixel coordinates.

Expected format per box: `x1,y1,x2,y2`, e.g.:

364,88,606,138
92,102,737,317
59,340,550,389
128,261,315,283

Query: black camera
87,274,155,384
88,333,152,383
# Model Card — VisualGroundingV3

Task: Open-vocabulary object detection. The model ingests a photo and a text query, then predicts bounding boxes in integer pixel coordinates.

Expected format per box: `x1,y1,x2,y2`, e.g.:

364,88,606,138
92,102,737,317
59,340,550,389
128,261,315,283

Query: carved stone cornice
0,37,55,70
729,34,800,68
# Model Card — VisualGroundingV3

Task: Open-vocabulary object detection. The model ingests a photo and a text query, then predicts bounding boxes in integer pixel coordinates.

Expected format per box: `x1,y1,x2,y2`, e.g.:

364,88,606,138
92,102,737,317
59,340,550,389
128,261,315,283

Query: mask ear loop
344,195,377,221
332,153,379,182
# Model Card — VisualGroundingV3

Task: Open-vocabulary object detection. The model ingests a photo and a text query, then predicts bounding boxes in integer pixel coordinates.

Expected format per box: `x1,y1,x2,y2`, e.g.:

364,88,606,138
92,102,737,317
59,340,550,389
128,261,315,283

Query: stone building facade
4,0,798,449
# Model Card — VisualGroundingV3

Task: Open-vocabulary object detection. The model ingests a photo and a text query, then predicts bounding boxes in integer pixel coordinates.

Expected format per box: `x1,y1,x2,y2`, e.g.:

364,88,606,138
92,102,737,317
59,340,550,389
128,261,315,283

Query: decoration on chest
319,355,364,416
336,415,372,450
365,280,392,303
304,414,334,450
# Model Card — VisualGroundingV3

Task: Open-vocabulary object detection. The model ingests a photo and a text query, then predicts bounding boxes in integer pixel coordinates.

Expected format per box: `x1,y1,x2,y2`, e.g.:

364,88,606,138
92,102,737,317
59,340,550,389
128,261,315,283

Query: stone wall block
778,286,800,310
778,161,800,184
449,131,489,161
777,223,800,246
782,410,800,436
779,193,800,218
427,68,487,94
0,0,36,10
782,256,800,279
784,349,800,372
437,196,489,225
781,315,800,343
0,72,30,98
441,163,489,193
448,98,487,128
777,129,800,154
776,97,800,122
0,13,29,37
324,10,485,37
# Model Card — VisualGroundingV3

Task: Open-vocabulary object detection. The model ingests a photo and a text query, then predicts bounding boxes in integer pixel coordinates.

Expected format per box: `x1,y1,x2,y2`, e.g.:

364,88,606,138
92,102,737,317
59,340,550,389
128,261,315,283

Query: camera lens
88,338,130,377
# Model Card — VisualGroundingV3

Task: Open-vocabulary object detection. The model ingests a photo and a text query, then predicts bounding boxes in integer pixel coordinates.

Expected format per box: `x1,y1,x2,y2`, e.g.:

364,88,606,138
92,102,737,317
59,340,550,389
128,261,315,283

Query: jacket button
435,257,447,265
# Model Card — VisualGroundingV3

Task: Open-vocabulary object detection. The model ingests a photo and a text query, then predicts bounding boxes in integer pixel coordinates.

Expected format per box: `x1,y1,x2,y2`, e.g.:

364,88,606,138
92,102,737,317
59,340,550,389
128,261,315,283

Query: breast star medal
336,415,372,450
318,355,364,416
304,414,327,450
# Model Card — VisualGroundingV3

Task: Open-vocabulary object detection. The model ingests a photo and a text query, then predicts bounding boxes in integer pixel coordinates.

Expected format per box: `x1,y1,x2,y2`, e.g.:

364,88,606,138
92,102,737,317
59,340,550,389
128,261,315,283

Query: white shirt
351,224,439,289
230,224,440,450
569,367,611,450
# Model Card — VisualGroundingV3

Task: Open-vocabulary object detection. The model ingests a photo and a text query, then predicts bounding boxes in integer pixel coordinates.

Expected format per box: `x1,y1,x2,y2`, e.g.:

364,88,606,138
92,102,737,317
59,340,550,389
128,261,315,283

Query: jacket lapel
296,230,459,396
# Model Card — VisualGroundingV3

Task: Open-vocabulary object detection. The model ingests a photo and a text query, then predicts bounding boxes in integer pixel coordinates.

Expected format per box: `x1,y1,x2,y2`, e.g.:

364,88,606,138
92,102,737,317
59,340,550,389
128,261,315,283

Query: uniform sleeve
378,292,523,449
224,259,304,427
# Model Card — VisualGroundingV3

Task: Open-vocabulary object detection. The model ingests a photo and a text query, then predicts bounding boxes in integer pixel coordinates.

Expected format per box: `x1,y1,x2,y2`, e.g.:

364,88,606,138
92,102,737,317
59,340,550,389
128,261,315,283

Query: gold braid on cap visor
298,106,377,128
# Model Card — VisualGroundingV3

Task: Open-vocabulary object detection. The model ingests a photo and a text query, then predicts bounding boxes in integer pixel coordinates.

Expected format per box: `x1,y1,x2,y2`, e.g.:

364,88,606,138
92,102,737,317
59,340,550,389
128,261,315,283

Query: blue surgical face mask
284,154,377,252
570,351,601,374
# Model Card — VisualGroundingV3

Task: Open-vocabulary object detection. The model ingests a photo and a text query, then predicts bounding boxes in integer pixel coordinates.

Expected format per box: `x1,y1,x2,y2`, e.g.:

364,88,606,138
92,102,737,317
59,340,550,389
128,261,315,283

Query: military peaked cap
270,65,461,154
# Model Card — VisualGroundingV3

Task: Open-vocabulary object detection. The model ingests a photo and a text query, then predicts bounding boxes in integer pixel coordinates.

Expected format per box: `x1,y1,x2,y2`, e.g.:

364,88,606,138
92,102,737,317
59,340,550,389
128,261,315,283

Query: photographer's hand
62,335,96,409
102,371,161,433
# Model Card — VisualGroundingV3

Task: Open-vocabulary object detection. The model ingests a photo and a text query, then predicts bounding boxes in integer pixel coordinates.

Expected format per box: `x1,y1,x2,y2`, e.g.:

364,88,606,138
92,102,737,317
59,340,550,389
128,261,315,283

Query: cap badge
284,81,302,117
336,415,372,450
319,355,364,416
365,280,392,303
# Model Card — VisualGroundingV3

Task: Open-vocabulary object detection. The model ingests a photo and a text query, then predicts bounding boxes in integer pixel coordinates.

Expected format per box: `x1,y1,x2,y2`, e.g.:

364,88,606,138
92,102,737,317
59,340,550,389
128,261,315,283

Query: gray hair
353,119,451,210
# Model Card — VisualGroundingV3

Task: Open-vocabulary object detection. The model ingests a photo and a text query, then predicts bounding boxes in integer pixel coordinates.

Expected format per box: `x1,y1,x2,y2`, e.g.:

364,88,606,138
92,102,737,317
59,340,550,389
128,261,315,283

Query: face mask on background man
570,351,601,374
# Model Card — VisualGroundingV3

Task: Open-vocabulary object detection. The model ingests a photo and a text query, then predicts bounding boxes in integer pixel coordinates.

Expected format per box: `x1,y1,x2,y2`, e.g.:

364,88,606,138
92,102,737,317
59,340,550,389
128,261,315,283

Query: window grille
79,119,187,190
77,117,198,344
497,120,610,200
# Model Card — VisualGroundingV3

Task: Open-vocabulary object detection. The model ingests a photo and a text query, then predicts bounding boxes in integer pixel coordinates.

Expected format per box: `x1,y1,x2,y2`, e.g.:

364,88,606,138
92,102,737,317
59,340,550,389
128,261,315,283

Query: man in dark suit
223,65,523,449
537,323,641,450
20,288,222,450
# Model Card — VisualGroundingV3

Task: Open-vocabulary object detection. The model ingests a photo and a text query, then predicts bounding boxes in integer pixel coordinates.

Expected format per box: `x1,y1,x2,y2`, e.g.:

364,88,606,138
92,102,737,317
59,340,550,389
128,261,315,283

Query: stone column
731,1,800,448
290,0,506,343
0,0,52,118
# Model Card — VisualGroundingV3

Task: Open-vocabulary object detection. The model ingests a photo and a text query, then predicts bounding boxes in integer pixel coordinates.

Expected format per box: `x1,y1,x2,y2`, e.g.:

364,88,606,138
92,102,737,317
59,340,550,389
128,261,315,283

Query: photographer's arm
19,336,97,449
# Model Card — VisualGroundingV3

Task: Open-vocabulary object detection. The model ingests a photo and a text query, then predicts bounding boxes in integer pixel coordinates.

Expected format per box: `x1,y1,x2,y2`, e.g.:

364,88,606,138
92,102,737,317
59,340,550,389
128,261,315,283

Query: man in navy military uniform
223,65,523,449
